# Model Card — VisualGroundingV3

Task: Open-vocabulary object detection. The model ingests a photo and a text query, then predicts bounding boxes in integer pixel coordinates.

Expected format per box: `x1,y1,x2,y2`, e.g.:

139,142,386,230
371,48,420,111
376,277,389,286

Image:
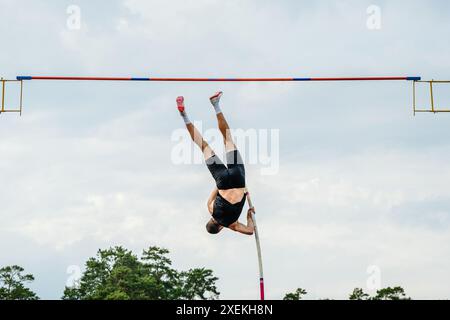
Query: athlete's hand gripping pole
245,189,265,300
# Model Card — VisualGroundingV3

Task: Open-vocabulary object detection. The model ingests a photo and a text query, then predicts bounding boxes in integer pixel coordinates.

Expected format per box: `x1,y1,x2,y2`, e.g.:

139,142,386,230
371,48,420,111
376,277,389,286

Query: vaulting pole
245,189,264,301
17,76,421,82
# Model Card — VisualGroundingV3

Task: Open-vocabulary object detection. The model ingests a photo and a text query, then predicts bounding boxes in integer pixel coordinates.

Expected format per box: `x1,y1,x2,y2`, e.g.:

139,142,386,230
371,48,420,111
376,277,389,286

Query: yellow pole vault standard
19,79,23,116
245,189,265,300
412,80,450,114
413,80,416,115
1,78,5,113
0,78,23,115
430,81,435,113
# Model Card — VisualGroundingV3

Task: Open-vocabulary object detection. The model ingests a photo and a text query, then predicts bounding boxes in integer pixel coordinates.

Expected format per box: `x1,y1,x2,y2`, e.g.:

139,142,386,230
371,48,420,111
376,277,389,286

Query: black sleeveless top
212,192,247,227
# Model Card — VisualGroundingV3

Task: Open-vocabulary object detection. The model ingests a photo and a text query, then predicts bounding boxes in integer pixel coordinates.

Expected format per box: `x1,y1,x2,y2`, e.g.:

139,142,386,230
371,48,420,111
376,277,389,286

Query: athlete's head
206,218,223,234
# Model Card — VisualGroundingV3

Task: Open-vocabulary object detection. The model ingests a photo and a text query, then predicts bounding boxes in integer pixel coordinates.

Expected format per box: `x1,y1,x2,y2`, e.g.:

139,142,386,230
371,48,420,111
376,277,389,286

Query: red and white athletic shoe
176,96,185,112
210,91,223,106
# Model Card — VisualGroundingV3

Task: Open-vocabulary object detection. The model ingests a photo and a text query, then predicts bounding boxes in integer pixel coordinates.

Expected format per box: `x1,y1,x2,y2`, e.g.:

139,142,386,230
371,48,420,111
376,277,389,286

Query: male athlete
177,92,255,235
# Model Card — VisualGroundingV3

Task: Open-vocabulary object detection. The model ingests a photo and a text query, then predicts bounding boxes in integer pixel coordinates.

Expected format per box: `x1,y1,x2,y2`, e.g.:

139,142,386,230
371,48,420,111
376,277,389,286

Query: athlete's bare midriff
218,188,246,204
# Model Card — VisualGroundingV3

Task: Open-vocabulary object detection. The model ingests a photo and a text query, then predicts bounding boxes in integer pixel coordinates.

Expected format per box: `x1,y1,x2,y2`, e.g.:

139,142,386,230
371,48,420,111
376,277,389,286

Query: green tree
178,269,220,300
63,246,219,300
349,287,410,300
373,286,410,300
0,265,39,300
141,246,179,299
349,288,370,300
283,288,307,300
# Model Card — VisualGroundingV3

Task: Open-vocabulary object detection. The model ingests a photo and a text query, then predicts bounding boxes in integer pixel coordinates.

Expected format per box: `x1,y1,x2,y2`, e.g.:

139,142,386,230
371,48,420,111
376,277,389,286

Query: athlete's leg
210,92,236,152
177,96,214,160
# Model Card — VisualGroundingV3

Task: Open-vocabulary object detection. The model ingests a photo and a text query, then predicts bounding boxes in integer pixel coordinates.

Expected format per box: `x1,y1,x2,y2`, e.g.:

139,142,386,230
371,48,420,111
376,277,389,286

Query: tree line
0,245,410,300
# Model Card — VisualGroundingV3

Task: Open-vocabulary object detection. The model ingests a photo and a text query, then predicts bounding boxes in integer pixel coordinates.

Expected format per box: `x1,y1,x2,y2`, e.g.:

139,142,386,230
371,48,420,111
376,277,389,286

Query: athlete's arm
229,208,255,235
207,188,218,214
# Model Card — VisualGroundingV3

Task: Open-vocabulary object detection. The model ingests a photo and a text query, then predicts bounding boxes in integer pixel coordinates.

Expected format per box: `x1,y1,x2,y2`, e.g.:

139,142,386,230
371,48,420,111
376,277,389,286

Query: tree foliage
283,288,308,300
349,287,410,300
62,246,219,300
349,288,370,300
284,286,411,300
0,265,39,300
372,287,410,300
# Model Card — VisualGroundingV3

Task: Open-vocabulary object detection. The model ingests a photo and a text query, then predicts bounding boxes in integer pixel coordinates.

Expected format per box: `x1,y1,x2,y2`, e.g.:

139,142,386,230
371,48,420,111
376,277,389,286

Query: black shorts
206,150,246,190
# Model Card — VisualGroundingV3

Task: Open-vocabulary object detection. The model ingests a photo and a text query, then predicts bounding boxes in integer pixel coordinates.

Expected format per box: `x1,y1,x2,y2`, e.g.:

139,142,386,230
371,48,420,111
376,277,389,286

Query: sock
180,111,191,125
212,101,222,115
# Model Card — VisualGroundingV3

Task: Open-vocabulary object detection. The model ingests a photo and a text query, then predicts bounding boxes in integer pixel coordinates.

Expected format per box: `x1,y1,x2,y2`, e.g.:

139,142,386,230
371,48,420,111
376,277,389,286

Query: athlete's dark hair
206,219,221,234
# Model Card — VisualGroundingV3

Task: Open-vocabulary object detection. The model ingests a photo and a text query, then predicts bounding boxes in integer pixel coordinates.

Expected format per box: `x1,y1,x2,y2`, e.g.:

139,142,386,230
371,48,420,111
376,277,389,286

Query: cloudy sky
1,0,450,300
